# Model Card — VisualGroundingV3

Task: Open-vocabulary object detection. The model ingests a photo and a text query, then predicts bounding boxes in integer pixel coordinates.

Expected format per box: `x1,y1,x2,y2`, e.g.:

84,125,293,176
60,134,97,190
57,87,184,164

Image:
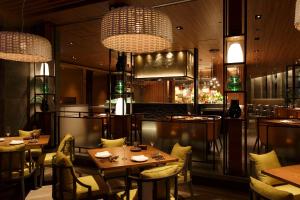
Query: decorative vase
115,80,124,94
41,98,49,112
227,75,241,91
228,100,241,118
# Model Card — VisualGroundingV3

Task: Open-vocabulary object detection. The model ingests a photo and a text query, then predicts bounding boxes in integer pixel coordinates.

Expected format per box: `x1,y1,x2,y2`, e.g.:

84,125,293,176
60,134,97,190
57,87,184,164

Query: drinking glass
150,141,154,147
122,142,127,160
5,127,11,137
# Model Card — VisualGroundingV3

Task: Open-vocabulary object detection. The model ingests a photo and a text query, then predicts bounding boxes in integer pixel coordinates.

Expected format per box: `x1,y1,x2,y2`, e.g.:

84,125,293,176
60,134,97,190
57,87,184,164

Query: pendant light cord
21,0,26,32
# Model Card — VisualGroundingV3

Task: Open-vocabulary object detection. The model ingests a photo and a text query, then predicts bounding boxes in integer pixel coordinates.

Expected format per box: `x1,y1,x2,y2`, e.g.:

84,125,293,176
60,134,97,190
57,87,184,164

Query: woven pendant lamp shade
101,6,173,53
296,0,300,31
0,31,52,62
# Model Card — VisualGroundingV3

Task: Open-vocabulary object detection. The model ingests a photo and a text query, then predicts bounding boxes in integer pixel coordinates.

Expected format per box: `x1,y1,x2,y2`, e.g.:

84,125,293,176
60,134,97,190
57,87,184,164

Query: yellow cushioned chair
117,165,179,200
101,138,125,148
250,177,300,200
99,138,128,194
168,143,193,198
19,129,42,158
249,150,284,186
52,152,108,200
0,144,36,200
41,134,75,184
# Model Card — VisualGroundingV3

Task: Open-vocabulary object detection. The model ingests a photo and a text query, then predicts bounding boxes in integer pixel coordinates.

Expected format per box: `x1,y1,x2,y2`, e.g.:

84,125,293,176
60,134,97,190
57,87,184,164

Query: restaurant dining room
0,0,300,199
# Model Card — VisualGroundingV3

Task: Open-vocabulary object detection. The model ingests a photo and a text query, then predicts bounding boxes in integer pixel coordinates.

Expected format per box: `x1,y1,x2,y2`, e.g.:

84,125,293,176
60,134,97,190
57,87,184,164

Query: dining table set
87,144,178,172
0,135,50,148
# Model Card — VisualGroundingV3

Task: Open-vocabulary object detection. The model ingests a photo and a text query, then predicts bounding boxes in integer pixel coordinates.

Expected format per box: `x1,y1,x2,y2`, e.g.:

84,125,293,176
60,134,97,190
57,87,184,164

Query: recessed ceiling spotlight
69,42,73,45
176,26,183,30
255,15,262,20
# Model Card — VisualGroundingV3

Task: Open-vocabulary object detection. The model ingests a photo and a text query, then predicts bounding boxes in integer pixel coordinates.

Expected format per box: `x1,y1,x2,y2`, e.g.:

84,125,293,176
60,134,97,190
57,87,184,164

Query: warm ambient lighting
115,98,126,115
0,31,52,62
295,0,300,31
101,6,173,53
40,63,49,76
227,42,244,63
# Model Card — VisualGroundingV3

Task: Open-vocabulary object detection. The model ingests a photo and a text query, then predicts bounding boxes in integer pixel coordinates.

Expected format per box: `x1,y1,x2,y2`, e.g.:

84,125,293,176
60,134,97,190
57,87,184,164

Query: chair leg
21,179,25,200
249,190,253,200
188,181,194,200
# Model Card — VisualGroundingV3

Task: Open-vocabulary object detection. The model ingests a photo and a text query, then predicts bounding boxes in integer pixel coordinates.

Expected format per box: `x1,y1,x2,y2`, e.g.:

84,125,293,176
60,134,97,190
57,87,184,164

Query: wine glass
122,141,127,160
150,141,154,147
5,127,11,137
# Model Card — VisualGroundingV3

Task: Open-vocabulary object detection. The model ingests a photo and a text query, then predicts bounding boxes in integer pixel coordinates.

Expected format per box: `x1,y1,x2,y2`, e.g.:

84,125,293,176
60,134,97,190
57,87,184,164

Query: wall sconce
40,62,49,76
225,36,244,64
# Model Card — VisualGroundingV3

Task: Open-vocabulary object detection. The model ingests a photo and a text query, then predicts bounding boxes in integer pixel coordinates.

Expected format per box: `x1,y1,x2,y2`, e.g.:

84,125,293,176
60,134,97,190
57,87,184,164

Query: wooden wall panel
60,67,84,104
93,71,107,105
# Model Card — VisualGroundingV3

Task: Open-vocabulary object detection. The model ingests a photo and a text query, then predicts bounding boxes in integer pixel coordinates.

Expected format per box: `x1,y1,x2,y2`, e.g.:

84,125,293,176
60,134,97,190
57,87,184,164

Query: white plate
0,138,4,142
9,140,24,145
131,155,149,162
95,151,112,158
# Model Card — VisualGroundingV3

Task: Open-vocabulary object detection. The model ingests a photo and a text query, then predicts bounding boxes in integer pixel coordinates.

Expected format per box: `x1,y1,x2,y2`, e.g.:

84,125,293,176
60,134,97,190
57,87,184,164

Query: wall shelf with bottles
32,62,56,143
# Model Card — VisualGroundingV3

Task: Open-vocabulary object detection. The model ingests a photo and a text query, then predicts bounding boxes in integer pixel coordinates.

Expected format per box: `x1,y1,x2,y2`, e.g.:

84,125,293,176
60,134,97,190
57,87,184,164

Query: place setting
95,151,119,162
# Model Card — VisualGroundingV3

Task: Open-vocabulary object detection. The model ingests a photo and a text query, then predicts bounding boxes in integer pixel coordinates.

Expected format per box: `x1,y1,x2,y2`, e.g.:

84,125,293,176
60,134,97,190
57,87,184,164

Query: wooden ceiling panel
1,0,299,77
247,0,300,77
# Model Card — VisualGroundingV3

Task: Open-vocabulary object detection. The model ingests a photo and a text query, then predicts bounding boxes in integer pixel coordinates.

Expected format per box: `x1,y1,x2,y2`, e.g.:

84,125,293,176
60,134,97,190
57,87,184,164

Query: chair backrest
0,144,26,181
182,150,192,182
58,134,75,161
128,165,180,200
52,152,77,200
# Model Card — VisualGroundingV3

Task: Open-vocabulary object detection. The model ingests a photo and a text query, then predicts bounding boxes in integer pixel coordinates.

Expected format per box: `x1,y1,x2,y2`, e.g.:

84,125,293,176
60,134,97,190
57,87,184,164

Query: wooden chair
118,165,180,200
178,151,193,199
0,144,36,200
166,143,193,198
249,177,297,200
41,133,75,184
249,151,300,200
52,152,109,200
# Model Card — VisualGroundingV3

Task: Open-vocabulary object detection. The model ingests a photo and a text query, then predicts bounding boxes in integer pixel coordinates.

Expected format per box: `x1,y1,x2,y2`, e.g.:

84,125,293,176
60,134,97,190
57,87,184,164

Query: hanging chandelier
101,6,173,53
0,31,52,62
295,0,300,31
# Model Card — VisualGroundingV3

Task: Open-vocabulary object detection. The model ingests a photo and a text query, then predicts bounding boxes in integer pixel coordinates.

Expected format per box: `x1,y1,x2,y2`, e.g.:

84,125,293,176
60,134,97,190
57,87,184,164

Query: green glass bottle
227,75,241,91
115,80,124,94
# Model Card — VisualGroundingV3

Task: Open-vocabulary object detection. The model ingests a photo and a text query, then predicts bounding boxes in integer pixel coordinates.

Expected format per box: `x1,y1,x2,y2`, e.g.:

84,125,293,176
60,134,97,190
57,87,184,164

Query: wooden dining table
87,145,178,171
262,164,300,188
0,135,50,149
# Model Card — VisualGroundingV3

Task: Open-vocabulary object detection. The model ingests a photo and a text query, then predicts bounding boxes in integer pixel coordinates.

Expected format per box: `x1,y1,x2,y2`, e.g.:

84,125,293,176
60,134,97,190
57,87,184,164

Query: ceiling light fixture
295,0,300,31
176,26,183,30
101,6,173,53
255,15,262,20
0,0,52,62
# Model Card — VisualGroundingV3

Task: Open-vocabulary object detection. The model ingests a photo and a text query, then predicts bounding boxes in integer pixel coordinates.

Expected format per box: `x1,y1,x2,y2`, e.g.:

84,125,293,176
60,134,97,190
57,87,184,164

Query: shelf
112,92,133,96
224,62,245,66
224,90,246,93
111,71,132,76
35,93,56,96
34,75,55,78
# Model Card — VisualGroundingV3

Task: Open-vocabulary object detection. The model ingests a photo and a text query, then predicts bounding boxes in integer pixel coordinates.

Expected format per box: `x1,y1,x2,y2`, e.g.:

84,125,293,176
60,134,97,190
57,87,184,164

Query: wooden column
193,48,199,114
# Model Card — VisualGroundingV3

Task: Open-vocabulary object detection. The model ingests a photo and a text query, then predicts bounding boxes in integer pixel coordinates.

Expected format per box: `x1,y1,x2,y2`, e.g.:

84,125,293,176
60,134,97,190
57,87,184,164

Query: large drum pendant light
0,31,52,62
101,6,173,53
295,0,300,31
